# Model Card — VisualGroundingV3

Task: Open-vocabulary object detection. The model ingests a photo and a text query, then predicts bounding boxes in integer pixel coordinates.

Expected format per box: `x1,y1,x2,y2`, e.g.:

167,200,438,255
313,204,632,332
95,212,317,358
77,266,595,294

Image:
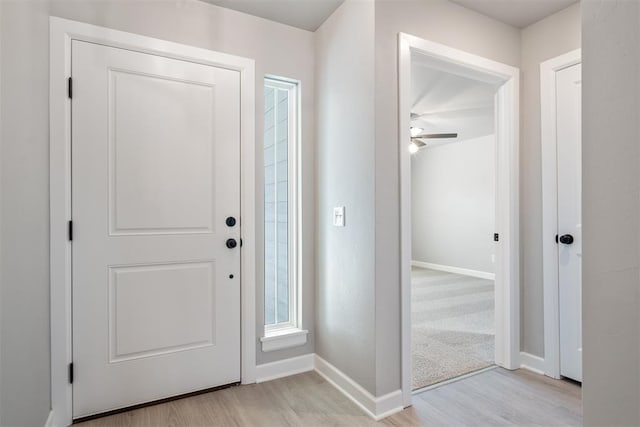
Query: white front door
556,62,582,382
71,40,241,418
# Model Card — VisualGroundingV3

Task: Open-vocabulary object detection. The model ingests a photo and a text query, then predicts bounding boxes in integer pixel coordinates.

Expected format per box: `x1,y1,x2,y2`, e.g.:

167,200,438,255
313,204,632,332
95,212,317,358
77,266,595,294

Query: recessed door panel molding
71,39,241,418
109,261,216,363
108,69,217,236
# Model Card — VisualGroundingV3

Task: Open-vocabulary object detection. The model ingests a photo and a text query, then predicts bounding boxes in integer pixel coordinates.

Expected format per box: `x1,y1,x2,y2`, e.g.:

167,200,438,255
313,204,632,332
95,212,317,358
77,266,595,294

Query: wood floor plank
401,368,582,426
76,368,581,426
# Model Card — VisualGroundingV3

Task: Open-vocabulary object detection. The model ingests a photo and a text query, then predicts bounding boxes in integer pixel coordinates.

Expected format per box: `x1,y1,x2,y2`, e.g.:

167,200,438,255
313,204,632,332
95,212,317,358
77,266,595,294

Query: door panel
109,261,216,362
109,69,216,235
556,63,582,382
71,40,241,418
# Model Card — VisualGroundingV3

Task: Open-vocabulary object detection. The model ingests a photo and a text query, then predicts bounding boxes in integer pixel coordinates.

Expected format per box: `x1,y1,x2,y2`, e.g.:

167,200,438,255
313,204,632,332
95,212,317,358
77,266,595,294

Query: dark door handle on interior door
558,234,574,245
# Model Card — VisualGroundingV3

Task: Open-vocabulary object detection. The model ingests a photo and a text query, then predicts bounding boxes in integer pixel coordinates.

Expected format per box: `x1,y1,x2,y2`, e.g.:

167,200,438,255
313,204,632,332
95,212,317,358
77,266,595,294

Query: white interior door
556,63,582,382
71,40,241,418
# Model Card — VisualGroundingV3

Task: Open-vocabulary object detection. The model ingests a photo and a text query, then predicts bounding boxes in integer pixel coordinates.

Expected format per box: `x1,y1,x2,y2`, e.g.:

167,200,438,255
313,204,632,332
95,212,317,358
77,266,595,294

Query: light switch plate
333,206,345,227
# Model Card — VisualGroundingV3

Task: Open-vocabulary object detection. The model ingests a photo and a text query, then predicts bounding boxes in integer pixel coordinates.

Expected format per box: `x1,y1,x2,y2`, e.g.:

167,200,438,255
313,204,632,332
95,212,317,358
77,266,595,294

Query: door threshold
73,381,240,424
412,365,497,396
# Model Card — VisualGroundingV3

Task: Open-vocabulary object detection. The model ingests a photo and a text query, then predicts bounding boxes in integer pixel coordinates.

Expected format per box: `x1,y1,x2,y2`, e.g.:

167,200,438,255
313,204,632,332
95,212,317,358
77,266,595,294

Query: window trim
262,76,306,350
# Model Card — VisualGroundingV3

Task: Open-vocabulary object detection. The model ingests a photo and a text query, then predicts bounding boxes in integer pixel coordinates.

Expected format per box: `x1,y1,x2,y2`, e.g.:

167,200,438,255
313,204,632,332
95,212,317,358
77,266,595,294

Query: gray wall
0,0,3,422
0,1,316,425
0,2,52,425
520,2,581,357
411,135,496,274
371,3,581,385
314,0,377,395
315,0,526,397
373,0,520,396
582,1,640,425
0,1,604,424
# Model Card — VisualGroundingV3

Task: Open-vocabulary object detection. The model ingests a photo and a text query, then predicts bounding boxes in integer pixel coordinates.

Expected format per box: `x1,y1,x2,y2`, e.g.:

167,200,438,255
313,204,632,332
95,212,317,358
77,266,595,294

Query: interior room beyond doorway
409,51,500,390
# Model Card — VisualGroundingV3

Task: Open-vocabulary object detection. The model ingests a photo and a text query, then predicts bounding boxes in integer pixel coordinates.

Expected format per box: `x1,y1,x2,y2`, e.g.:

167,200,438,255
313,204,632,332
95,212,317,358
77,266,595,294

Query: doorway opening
409,58,499,389
399,34,520,404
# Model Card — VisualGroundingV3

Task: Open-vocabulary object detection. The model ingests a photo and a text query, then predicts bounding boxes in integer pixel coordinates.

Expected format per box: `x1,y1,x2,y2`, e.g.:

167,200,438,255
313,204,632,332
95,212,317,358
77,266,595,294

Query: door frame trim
49,17,256,426
540,49,581,379
398,33,520,406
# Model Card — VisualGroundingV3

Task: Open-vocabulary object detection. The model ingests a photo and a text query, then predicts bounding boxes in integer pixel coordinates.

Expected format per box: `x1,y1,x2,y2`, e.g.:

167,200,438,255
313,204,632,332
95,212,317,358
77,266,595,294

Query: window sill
260,327,308,352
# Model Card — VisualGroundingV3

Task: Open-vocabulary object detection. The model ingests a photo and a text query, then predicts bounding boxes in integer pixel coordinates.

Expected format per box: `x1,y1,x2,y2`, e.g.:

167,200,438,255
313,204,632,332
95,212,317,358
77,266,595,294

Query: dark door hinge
68,220,73,241
494,233,499,242
68,363,74,384
68,77,73,99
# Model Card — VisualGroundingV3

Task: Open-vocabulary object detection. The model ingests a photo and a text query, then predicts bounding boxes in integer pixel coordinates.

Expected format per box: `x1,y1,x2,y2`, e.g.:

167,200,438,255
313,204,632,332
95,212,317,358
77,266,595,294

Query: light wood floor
76,367,582,426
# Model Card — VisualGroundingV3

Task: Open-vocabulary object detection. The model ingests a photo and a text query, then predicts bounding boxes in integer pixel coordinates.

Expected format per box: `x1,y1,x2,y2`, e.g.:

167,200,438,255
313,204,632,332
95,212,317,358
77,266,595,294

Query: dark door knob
226,216,236,227
559,234,574,245
226,238,238,249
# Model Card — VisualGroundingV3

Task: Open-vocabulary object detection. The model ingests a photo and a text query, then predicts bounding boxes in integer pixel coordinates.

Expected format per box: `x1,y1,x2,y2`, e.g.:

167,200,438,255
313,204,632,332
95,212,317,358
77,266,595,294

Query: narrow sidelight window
264,77,299,332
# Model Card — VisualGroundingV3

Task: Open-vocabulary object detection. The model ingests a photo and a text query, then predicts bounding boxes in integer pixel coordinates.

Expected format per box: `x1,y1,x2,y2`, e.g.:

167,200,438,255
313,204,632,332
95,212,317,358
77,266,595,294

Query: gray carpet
412,267,495,390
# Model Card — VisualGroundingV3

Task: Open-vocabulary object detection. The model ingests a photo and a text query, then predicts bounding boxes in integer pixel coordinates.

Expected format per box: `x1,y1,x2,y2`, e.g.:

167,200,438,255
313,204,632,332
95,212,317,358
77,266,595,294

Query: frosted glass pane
264,83,290,326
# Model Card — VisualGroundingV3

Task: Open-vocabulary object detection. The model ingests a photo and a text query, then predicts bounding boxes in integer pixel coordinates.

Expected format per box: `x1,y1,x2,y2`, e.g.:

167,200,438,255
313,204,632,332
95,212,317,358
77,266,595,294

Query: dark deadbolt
226,216,237,227
559,234,574,245
226,238,238,249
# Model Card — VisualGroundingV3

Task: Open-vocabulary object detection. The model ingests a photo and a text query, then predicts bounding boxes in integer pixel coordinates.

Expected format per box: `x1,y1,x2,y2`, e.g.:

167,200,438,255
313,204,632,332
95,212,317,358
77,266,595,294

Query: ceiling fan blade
411,139,428,147
413,133,458,139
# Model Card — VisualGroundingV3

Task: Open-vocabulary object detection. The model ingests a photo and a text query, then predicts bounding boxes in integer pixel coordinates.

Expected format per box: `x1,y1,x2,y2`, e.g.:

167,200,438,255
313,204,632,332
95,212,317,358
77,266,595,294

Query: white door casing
398,33,520,406
541,49,581,380
50,18,255,427
556,63,582,382
72,40,241,417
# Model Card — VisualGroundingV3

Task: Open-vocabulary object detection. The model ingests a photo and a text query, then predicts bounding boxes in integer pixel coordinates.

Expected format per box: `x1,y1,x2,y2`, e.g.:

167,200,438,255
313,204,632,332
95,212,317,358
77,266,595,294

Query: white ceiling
411,54,498,145
450,0,578,28
201,0,344,31
203,0,577,32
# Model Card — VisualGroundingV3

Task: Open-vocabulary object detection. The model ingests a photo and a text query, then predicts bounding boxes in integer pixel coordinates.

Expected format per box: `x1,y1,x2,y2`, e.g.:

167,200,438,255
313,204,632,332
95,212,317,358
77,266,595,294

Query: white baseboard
313,355,404,421
255,353,314,383
44,410,54,427
254,353,403,420
520,352,545,375
411,260,495,280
